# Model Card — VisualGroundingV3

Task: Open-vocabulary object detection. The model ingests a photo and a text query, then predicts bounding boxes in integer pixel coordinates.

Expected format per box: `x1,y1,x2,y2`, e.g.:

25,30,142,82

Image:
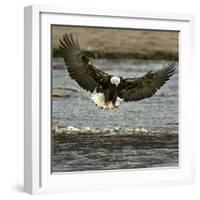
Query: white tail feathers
91,92,123,109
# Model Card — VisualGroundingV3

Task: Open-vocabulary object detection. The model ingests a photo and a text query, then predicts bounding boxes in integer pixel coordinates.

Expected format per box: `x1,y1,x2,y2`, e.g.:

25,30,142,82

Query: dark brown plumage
59,33,110,93
118,62,175,101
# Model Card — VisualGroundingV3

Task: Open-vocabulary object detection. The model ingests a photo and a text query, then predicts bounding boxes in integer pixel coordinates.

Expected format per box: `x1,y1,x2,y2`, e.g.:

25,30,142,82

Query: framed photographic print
24,5,195,194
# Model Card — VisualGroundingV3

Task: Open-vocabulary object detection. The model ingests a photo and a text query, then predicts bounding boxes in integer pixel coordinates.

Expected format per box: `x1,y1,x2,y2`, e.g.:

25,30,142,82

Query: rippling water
52,59,179,173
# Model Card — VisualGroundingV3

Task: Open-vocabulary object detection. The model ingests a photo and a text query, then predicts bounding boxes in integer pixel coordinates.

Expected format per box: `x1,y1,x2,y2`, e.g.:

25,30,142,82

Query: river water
52,58,178,173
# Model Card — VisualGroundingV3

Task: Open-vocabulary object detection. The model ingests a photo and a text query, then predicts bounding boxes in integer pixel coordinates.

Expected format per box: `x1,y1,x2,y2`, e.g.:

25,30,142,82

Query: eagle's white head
111,76,120,86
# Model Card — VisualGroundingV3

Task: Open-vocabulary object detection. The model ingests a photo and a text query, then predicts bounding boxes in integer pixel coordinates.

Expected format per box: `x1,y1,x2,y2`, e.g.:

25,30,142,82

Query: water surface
52,59,178,173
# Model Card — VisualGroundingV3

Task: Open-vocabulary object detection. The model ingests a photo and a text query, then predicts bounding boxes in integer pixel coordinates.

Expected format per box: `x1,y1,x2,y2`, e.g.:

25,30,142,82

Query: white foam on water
54,127,149,135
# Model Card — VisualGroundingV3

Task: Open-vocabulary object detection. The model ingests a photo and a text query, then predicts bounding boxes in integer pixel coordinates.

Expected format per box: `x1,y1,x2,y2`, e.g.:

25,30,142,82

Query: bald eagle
59,33,175,110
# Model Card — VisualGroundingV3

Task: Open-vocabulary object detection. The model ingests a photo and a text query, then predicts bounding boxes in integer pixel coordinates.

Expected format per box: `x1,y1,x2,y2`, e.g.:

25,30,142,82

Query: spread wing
59,33,110,92
118,62,176,101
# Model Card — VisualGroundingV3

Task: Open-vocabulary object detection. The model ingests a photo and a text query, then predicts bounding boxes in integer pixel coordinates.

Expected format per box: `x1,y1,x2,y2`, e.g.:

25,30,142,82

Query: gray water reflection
52,59,178,172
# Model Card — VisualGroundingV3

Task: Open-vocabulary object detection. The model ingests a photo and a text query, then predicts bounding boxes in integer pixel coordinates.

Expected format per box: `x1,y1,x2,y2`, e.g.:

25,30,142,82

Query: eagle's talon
105,101,109,106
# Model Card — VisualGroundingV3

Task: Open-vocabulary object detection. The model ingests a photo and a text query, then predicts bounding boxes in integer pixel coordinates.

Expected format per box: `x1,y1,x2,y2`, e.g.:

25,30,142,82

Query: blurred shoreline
52,26,178,60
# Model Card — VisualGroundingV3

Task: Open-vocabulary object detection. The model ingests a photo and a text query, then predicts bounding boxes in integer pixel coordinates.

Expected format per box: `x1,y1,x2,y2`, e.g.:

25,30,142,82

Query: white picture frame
24,5,195,194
